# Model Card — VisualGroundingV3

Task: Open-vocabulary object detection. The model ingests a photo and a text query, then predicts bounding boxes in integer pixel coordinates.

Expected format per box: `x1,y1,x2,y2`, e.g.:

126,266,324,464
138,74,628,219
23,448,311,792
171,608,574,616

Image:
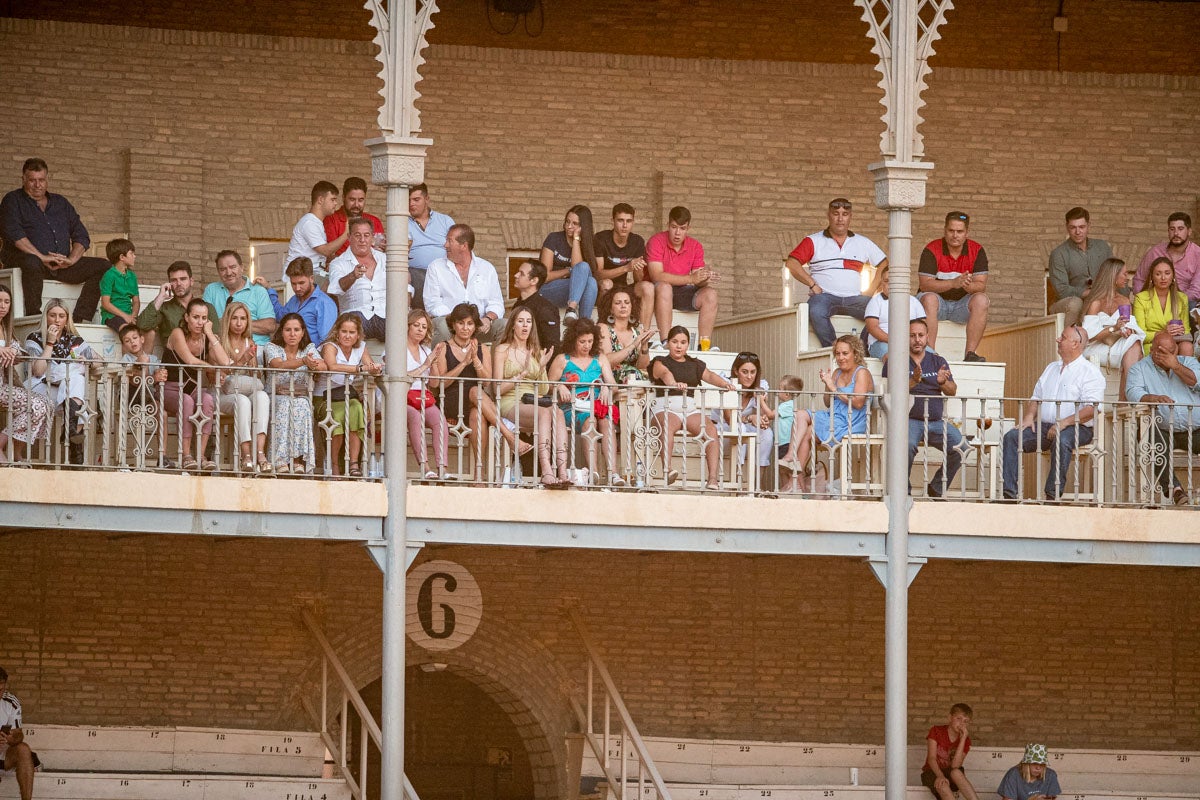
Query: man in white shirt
424,223,505,344
0,667,36,800
1001,324,1106,500
327,218,388,341
285,181,344,281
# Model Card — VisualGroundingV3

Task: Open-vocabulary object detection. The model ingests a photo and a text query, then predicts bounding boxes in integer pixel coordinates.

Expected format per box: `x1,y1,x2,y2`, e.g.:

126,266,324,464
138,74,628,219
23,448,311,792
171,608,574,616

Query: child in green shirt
100,238,141,333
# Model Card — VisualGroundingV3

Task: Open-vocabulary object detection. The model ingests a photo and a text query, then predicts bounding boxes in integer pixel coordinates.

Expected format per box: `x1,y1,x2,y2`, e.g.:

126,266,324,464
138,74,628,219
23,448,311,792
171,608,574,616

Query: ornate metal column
855,2,952,798
362,3,439,800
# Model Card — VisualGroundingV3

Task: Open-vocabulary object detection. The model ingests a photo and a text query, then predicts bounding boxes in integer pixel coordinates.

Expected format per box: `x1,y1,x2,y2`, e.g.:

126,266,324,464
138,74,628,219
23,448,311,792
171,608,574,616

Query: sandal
241,456,255,473
256,453,273,474
423,470,439,480
202,460,218,472
349,463,363,477
182,457,199,472
665,469,680,485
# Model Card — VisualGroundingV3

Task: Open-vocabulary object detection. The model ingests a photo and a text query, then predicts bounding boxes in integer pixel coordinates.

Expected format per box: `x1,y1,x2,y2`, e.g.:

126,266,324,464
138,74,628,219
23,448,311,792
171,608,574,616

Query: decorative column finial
365,0,440,138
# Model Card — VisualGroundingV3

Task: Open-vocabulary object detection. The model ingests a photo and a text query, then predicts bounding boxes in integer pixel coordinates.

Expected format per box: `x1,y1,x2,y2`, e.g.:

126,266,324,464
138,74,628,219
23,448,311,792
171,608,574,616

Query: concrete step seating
795,303,969,361
583,737,1200,796
0,725,349,800
599,786,1198,800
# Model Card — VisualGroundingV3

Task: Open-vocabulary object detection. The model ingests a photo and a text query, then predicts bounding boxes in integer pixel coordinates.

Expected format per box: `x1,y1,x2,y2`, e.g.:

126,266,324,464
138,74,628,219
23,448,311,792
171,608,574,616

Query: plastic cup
1118,304,1131,320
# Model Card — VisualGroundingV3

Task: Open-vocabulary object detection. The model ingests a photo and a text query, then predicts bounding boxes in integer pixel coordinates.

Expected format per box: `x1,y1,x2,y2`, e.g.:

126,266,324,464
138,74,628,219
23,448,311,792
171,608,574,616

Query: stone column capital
868,160,934,211
365,136,433,188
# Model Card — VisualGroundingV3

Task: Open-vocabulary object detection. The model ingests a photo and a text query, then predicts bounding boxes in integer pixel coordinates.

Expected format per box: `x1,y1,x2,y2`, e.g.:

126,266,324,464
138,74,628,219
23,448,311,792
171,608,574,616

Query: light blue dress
811,365,869,445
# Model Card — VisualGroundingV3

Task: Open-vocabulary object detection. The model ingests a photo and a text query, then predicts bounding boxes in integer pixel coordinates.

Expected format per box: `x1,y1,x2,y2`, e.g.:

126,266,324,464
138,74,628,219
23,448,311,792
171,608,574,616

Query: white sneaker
650,340,667,352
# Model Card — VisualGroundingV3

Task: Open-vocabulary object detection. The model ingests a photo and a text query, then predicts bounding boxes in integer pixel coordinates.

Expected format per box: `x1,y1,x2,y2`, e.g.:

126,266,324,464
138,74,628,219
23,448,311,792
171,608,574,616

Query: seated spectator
256,256,338,345
118,323,167,384
1133,256,1194,357
407,183,454,309
919,211,989,362
285,180,343,281
720,351,775,487
598,286,655,383
163,298,231,473
24,300,96,464
1132,212,1200,313
432,303,528,478
1080,258,1144,400
316,313,382,477
864,264,925,358
540,205,601,322
202,250,276,345
647,206,720,351
786,198,888,347
512,259,561,357
1048,207,1115,326
650,325,736,489
594,203,653,327
549,318,620,487
781,334,874,492
218,301,270,474
0,285,49,463
405,309,450,481
493,307,566,487
324,177,383,259
99,237,141,334
1125,330,1200,505
884,319,970,497
920,702,980,800
137,260,217,355
0,158,108,323
1001,325,1104,501
425,224,505,344
774,374,804,492
264,313,325,475
327,218,388,341
0,666,37,800
997,744,1061,800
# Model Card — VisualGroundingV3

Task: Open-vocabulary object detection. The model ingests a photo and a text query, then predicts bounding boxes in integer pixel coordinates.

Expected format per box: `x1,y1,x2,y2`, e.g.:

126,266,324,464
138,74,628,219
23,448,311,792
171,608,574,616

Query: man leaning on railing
1124,330,1200,505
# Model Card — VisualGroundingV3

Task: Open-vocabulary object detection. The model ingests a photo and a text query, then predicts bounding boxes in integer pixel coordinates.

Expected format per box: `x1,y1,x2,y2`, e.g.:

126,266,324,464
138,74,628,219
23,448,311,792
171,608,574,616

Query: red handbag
407,388,436,410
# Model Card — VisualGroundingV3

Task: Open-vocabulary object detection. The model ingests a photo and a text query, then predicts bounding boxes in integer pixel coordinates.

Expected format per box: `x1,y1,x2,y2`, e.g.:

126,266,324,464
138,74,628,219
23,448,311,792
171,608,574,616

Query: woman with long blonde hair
218,301,271,473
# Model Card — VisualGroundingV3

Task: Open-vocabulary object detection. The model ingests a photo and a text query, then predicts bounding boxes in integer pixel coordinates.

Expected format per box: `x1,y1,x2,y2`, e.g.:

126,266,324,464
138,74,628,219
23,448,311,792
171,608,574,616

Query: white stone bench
0,773,350,800
795,302,968,361
15,724,325,777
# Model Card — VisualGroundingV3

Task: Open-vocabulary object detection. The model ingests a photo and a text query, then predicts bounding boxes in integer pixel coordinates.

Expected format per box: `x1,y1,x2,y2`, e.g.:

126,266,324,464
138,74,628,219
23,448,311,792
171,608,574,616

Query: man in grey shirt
1125,330,1200,504
1048,206,1115,326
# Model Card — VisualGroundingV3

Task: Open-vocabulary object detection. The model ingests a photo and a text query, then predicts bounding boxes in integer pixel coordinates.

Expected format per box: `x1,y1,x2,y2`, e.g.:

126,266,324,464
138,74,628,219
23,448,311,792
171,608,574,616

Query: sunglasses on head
948,212,970,223
736,351,760,362
829,201,852,210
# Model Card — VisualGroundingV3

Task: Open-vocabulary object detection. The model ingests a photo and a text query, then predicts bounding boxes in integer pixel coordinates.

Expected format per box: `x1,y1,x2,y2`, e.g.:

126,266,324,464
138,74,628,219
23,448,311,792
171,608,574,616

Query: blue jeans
1002,421,1094,500
540,262,598,318
907,418,968,495
808,291,870,347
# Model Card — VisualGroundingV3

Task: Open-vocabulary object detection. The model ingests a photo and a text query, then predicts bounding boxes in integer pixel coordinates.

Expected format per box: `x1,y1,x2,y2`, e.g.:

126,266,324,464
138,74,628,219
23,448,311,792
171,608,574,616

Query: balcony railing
1,358,1196,508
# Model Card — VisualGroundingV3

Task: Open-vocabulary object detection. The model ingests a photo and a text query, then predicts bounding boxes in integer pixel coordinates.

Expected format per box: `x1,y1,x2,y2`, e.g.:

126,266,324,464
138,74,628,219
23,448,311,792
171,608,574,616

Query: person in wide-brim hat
997,743,1062,800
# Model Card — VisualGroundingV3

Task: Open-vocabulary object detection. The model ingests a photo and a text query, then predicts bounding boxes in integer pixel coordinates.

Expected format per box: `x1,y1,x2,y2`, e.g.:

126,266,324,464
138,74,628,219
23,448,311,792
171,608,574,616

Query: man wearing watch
646,206,720,351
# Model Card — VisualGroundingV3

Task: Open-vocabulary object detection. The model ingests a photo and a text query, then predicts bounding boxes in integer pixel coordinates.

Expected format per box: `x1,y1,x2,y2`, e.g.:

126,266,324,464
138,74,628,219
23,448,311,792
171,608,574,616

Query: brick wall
8,0,1200,75
2,18,1198,325
1,533,1196,757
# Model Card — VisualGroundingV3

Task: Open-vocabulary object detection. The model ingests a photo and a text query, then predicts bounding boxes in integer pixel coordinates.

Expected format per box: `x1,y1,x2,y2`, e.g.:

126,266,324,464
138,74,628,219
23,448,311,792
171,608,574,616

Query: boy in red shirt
921,702,981,800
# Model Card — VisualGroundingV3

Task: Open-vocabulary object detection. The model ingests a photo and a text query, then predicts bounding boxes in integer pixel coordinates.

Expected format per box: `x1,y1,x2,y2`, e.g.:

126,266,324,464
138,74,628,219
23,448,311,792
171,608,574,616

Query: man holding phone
0,666,37,800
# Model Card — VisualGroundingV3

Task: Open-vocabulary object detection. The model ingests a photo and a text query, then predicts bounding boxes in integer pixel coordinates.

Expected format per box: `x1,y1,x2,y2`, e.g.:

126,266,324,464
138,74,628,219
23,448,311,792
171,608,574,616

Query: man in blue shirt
1125,330,1200,504
407,183,455,310
0,158,108,322
254,256,337,345
202,250,277,346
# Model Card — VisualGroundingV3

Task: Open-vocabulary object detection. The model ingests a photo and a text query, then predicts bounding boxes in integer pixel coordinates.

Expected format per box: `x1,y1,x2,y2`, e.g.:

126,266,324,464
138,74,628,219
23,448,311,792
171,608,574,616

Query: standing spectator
99,237,141,334
327,218,388,341
0,666,37,800
405,309,450,480
316,312,382,477
407,183,455,309
0,285,49,463
594,203,653,325
1133,212,1200,314
202,250,276,345
1001,325,1105,501
647,206,720,351
136,260,217,355
285,180,343,281
1125,331,1200,505
920,703,981,800
1048,207,1115,326
257,257,338,345
324,176,384,258
264,313,324,475
787,198,889,347
540,205,601,322
512,259,561,357
218,301,270,474
598,286,655,384
0,158,108,323
997,744,1061,800
918,211,990,361
1133,256,1193,356
863,264,925,358
163,298,231,473
549,318,620,487
425,224,506,344
1080,258,1144,400
24,300,96,464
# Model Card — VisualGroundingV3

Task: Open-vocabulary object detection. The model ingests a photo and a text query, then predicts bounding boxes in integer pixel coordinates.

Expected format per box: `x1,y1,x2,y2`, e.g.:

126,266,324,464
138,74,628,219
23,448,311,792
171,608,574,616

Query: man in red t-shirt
918,211,991,361
323,176,384,258
646,205,720,350
921,702,981,800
